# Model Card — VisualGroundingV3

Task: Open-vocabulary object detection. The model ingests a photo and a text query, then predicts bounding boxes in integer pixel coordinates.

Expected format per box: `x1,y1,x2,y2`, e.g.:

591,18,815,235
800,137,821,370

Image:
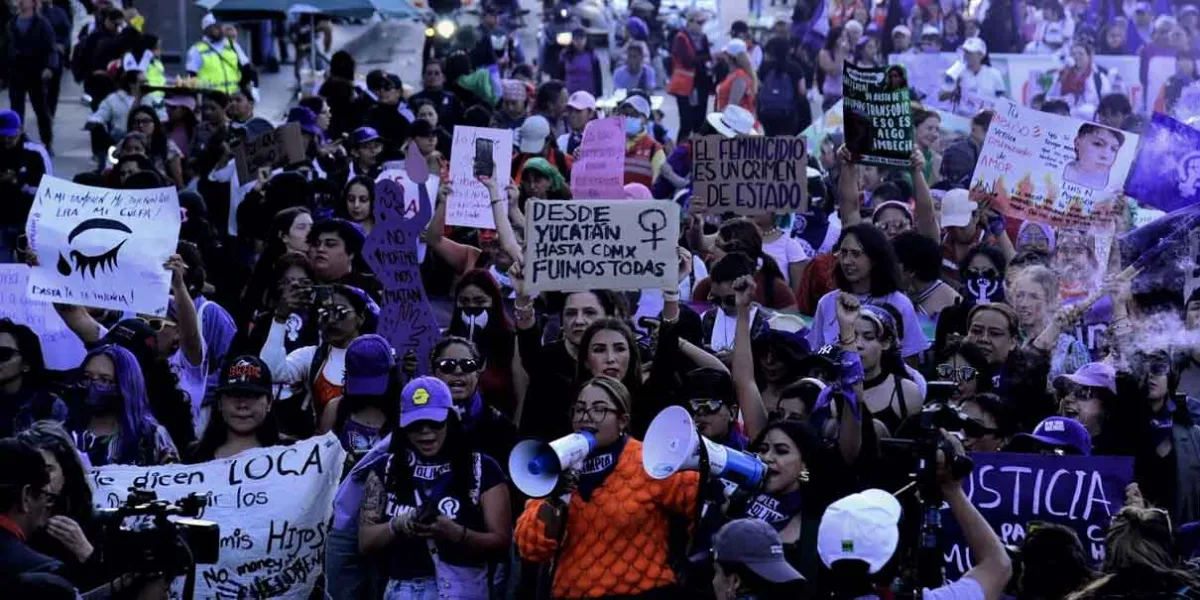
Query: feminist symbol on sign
637,208,667,251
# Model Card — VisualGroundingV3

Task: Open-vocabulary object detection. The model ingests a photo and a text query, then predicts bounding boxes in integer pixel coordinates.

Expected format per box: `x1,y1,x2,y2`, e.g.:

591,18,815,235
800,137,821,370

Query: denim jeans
325,528,375,600
383,577,439,600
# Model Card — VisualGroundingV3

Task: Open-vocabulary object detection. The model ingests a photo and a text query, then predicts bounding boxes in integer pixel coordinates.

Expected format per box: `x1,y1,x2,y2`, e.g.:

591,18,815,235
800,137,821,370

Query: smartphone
311,285,334,307
415,500,441,525
473,138,495,178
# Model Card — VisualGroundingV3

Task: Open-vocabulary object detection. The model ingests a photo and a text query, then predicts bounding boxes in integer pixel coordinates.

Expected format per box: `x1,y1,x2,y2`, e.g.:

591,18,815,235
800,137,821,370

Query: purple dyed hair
83,344,161,463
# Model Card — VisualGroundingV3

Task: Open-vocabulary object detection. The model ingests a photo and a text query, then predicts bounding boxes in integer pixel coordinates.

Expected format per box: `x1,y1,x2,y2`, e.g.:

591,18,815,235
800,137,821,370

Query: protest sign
25,176,180,316
972,100,1139,228
570,117,626,199
525,199,679,292
234,123,306,183
447,126,513,229
691,136,808,215
90,434,346,599
0,264,86,369
842,62,914,167
941,452,1133,578
363,177,440,375
1124,112,1200,213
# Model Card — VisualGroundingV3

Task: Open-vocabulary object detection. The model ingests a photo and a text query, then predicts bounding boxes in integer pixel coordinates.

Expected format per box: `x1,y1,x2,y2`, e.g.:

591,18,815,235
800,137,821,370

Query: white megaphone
642,406,765,489
508,432,597,497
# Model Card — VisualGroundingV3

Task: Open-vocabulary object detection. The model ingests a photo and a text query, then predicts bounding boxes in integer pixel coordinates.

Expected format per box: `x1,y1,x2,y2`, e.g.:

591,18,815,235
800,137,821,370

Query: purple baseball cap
287,106,322,136
344,334,395,396
1054,362,1117,395
399,376,455,428
1008,416,1092,456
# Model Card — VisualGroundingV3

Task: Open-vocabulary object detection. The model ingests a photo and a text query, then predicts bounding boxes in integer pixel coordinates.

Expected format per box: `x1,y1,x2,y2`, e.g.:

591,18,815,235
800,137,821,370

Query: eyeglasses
0,347,20,362
936,363,978,383
83,373,116,387
570,404,619,422
434,358,482,375
318,305,353,322
137,317,177,332
688,399,726,416
836,247,864,260
132,116,155,126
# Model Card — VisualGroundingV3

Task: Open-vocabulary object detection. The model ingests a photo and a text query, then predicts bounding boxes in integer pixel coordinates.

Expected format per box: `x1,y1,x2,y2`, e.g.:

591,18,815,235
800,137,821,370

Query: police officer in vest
617,94,665,189
187,14,245,95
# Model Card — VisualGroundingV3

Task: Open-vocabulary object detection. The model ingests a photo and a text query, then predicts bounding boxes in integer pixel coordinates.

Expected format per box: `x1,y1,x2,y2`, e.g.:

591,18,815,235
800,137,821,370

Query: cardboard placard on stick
234,123,306,182
525,199,679,292
690,136,808,215
842,62,914,167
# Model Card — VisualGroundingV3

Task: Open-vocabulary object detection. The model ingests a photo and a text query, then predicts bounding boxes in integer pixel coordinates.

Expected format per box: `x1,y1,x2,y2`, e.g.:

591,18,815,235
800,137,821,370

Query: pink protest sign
570,117,626,199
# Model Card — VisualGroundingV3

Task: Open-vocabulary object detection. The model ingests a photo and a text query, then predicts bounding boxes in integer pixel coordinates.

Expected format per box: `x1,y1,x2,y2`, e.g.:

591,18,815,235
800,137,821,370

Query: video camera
94,488,220,600
879,402,976,597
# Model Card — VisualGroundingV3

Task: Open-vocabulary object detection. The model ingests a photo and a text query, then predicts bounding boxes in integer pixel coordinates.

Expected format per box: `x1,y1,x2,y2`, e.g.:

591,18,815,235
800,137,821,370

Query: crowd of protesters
1,0,1200,599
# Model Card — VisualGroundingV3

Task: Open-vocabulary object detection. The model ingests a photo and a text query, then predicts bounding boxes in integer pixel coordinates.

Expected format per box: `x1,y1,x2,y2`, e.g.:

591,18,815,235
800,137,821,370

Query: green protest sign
843,63,914,167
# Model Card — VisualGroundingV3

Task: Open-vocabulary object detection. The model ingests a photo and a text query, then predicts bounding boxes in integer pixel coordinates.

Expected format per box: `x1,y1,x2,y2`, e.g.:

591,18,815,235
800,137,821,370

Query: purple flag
1124,112,1200,213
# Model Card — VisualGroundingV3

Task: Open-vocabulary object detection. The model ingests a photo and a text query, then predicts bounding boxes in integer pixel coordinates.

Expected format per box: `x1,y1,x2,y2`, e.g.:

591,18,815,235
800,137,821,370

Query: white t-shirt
944,65,1006,115
808,290,930,358
762,235,814,286
259,321,347,389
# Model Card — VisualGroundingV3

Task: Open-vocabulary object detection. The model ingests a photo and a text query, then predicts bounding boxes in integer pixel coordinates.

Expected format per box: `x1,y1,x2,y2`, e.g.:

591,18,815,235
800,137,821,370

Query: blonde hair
735,51,759,94
1067,506,1200,599
1009,264,1061,306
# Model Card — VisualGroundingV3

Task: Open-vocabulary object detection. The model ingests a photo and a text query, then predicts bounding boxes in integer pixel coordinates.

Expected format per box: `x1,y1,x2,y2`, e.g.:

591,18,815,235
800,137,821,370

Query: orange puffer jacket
515,438,700,598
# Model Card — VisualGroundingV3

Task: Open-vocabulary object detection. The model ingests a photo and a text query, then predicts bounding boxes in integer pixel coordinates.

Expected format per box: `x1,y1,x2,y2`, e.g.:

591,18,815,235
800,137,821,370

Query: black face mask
85,381,121,412
458,307,490,340
964,268,1004,303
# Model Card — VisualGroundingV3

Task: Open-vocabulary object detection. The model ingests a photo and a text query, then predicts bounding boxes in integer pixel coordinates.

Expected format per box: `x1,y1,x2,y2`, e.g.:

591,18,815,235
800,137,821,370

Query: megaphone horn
508,431,597,498
642,406,765,489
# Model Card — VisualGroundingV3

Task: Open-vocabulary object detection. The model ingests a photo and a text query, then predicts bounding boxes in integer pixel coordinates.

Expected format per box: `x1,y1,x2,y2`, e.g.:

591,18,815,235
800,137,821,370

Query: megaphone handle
684,438,713,557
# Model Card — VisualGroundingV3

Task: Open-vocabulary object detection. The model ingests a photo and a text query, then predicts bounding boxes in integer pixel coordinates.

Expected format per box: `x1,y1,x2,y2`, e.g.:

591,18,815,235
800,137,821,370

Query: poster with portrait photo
971,99,1139,228
1124,112,1200,213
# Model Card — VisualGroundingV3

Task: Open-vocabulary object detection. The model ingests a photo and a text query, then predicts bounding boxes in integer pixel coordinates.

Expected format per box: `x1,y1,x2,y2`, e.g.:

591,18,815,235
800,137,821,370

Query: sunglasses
961,417,1000,438
0,347,20,362
688,399,726,416
708,294,737,309
964,268,999,280
936,363,978,383
137,317,177,332
434,358,482,375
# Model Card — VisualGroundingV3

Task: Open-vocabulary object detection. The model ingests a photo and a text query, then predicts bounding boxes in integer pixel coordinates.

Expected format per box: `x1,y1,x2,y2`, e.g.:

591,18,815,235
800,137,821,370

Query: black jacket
7,13,59,72
365,102,411,164
0,137,51,228
0,528,63,581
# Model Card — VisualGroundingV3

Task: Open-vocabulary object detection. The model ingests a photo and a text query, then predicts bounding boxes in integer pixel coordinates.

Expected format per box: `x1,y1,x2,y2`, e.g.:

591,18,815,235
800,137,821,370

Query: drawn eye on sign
57,218,132,278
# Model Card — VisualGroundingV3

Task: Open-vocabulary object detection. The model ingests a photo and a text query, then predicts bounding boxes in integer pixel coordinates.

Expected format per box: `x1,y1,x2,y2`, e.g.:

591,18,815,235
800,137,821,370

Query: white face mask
459,307,490,339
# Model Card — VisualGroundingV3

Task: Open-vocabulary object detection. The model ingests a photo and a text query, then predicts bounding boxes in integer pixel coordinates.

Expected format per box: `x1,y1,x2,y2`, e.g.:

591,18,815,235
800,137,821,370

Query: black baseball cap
217,355,273,396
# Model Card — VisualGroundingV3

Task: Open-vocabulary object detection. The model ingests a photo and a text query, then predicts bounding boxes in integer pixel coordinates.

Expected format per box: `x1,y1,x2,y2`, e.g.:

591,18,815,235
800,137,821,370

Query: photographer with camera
817,431,1012,600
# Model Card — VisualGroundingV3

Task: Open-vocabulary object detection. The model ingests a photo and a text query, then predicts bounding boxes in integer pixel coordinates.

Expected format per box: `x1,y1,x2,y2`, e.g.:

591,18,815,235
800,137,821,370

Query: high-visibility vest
146,58,166,88
192,41,239,94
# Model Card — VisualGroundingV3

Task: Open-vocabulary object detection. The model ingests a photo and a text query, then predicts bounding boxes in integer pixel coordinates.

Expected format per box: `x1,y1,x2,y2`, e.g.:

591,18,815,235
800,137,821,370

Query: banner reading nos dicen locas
90,434,346,599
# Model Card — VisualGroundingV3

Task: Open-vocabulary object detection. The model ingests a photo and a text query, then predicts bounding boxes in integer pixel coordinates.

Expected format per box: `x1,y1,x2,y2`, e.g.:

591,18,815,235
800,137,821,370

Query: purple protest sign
363,177,440,375
1124,112,1200,213
570,117,626,199
940,452,1133,579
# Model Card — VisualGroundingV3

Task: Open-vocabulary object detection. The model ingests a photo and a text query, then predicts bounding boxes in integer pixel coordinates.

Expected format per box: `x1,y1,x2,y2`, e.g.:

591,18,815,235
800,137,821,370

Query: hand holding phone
473,138,495,179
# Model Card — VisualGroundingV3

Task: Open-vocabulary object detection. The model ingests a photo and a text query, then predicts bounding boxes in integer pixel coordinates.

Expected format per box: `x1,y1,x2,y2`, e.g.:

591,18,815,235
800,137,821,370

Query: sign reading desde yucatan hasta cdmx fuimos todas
842,62,914,167
691,135,808,215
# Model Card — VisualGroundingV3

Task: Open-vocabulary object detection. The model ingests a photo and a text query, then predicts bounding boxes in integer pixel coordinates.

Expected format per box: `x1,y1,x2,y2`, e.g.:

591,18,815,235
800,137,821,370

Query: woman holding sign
515,375,700,599
358,377,512,600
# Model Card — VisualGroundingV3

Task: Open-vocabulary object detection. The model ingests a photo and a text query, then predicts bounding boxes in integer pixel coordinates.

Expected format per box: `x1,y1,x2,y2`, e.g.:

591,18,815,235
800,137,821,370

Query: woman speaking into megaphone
515,375,700,599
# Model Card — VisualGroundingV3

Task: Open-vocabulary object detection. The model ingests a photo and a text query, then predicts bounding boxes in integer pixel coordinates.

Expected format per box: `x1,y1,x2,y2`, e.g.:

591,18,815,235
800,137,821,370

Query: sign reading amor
691,135,808,215
525,199,680,292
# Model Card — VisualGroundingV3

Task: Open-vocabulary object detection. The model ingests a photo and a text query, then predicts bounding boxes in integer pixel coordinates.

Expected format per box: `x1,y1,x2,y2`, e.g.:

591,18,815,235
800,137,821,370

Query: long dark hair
243,207,312,314
337,176,376,224
575,318,643,400
0,318,47,388
126,106,170,161
17,421,92,525
191,388,283,463
718,219,786,307
448,269,514,362
834,223,903,296
334,370,399,442
385,413,476,506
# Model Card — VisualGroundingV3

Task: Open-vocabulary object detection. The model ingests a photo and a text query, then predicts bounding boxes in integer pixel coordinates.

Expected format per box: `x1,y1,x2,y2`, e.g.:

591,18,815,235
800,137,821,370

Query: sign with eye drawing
25,176,181,316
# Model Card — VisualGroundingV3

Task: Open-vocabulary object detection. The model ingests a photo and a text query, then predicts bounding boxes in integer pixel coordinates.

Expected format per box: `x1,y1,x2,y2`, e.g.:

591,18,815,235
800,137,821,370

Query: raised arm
837,146,863,227
941,433,1012,599
732,275,768,441
910,149,940,241
166,254,203,367
482,176,524,265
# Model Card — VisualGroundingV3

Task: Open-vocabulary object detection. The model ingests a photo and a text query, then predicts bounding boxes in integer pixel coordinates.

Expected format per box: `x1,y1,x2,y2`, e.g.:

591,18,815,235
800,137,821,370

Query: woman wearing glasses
0,319,68,438
809,224,929,364
955,393,1016,452
67,344,178,466
516,376,700,599
428,336,517,470
359,377,512,600
934,337,992,404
